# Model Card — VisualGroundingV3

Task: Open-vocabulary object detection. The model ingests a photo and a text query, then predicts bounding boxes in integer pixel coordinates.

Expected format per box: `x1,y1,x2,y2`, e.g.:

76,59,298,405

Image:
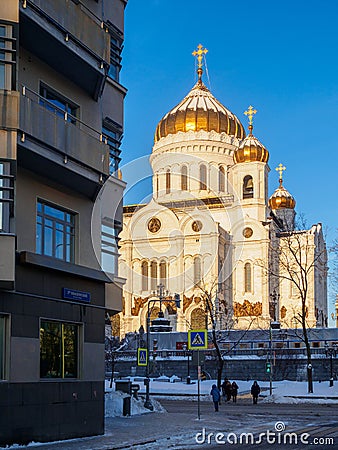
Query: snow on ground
106,377,338,413
105,385,165,417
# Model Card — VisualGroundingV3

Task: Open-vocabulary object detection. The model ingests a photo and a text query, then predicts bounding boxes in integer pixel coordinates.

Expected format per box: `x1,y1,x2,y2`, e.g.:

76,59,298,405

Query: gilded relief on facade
234,300,262,317
131,297,148,316
280,305,287,319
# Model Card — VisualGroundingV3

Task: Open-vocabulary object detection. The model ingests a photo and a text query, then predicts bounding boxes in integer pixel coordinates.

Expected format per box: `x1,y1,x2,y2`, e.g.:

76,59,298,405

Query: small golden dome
233,106,269,164
269,181,296,210
269,164,296,210
154,78,245,142
233,132,269,164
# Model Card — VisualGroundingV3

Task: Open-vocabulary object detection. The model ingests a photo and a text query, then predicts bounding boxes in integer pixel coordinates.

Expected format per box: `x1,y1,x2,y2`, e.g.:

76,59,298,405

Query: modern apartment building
0,0,127,445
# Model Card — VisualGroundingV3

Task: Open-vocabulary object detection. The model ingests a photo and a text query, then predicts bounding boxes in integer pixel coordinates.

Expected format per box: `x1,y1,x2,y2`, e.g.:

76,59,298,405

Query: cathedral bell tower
230,106,269,221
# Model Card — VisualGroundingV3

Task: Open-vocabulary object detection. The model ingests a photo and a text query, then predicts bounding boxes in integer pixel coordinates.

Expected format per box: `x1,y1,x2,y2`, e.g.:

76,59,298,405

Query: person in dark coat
210,384,221,411
251,381,261,404
231,381,239,403
221,378,228,398
225,379,232,401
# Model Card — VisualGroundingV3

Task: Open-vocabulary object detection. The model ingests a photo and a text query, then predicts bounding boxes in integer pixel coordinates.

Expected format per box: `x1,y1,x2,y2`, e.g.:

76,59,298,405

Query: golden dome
154,77,245,142
234,131,269,164
233,106,269,164
269,183,296,210
269,164,296,210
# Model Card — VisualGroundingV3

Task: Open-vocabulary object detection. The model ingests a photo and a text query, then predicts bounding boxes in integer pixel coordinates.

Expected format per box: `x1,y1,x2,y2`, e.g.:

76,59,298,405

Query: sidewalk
19,404,234,450
17,380,338,449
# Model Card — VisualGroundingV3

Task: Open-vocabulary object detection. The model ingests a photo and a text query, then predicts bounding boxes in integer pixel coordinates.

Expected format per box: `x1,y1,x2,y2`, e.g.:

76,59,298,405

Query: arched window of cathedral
243,175,254,199
156,175,159,195
200,164,207,190
191,308,206,329
141,261,148,291
150,261,157,290
219,166,225,192
181,165,188,191
194,257,202,286
111,314,120,337
166,169,171,194
159,260,166,286
244,262,252,292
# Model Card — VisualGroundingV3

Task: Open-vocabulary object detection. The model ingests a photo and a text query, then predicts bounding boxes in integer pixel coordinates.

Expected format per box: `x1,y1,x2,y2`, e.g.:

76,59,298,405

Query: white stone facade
118,83,328,336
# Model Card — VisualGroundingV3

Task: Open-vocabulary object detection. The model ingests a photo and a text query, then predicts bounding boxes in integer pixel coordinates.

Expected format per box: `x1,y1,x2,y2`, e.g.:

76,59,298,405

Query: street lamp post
269,290,280,396
182,343,191,384
143,285,180,410
144,303,153,411
325,343,337,387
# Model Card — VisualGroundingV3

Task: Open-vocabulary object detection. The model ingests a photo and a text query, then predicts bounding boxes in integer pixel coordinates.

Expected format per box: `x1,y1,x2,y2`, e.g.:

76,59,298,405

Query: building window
101,221,120,275
219,166,225,192
181,165,188,191
244,262,252,292
40,84,78,123
141,261,148,291
150,261,157,290
108,31,122,82
40,320,79,378
166,169,171,194
194,257,202,286
159,260,166,286
0,315,8,380
36,200,75,262
200,164,207,190
243,175,254,199
102,119,122,175
0,162,12,233
0,24,15,90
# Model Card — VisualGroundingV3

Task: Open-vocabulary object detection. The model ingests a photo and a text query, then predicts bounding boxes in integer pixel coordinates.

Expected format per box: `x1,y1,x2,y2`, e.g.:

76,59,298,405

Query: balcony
0,91,19,131
0,234,15,289
19,0,110,99
18,86,110,198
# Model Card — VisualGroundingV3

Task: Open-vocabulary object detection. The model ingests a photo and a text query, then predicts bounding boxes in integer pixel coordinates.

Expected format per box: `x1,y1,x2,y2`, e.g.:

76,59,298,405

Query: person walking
251,381,261,404
231,381,239,403
225,379,232,401
221,378,228,399
210,384,221,412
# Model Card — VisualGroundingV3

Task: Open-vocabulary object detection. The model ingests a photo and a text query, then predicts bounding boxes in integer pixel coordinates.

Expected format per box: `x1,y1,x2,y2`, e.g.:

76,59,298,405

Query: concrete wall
110,357,338,383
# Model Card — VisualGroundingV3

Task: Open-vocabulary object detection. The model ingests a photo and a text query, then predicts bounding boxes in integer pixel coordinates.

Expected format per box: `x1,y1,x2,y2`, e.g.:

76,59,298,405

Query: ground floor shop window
40,320,79,378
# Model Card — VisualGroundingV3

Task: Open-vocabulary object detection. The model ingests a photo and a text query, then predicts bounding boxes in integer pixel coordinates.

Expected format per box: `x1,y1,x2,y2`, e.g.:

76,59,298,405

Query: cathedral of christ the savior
117,45,328,336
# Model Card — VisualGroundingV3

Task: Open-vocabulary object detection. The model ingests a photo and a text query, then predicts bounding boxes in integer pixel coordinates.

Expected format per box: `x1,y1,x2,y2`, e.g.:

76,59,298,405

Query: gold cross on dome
192,44,208,69
244,105,257,126
276,163,286,180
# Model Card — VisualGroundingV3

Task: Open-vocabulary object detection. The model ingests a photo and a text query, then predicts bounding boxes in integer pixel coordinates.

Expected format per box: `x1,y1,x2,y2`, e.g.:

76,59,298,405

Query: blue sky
119,0,338,321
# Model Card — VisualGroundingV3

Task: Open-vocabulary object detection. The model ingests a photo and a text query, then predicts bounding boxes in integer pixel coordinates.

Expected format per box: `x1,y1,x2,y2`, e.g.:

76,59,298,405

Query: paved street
21,395,337,450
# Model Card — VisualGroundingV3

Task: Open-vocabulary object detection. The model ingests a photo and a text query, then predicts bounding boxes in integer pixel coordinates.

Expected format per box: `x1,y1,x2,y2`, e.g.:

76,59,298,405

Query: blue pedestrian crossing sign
188,329,208,350
137,348,148,366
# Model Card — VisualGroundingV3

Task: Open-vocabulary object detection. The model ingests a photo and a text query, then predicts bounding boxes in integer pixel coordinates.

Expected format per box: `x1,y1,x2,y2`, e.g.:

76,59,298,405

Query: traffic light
266,362,271,373
174,293,181,308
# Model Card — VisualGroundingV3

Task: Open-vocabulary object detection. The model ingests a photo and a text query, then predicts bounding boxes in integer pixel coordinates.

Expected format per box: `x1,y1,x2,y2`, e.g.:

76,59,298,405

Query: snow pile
262,393,305,404
105,390,166,418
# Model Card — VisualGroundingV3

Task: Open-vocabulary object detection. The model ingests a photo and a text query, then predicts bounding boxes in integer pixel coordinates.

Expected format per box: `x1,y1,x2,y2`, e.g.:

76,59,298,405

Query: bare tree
195,278,254,388
258,213,327,393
